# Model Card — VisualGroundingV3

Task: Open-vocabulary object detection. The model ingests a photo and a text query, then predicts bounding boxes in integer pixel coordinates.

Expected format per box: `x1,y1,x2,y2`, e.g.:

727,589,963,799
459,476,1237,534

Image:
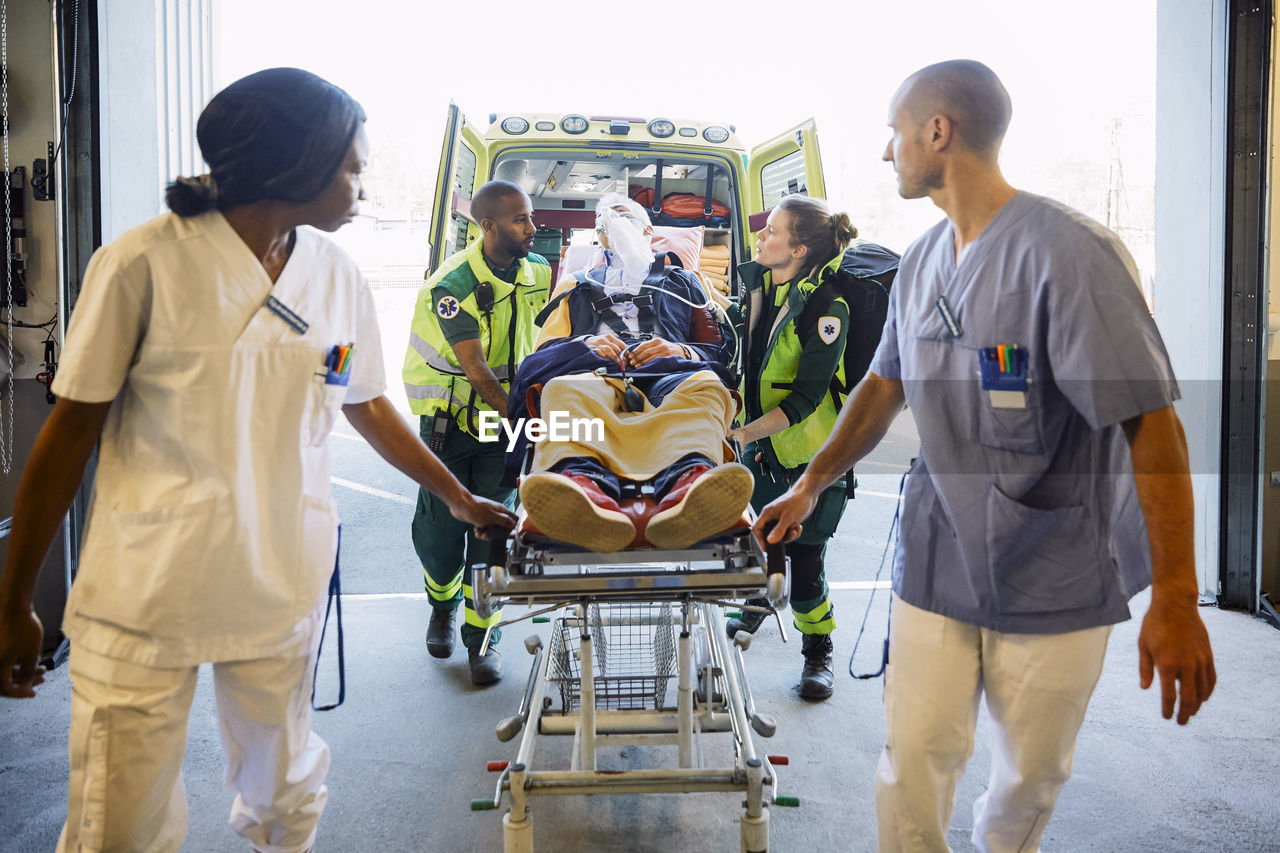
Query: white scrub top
52,211,386,666
869,192,1178,634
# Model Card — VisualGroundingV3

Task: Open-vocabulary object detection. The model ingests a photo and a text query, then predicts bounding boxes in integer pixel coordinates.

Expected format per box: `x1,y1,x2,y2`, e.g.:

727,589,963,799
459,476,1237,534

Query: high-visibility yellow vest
742,253,849,470
402,238,551,436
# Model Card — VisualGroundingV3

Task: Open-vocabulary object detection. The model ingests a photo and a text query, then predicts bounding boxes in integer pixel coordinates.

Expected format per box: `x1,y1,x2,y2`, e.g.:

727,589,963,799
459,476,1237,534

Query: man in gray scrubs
756,59,1217,852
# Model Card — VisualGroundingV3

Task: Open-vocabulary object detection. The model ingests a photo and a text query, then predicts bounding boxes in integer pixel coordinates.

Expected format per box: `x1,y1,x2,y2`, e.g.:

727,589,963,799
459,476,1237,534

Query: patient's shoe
645,462,753,550
520,472,636,552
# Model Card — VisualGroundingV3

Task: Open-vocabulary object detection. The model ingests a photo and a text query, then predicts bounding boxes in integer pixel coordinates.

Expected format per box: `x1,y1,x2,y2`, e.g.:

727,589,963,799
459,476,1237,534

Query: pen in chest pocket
978,345,1028,408
325,343,355,381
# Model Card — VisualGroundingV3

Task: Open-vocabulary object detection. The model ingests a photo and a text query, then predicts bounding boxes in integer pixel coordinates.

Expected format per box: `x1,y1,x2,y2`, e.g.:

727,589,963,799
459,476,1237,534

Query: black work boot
468,646,503,686
799,634,834,701
426,607,456,659
725,597,772,639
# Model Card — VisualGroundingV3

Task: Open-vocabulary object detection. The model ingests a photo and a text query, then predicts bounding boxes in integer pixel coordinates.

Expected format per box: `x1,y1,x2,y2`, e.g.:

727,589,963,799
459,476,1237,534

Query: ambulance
428,106,826,294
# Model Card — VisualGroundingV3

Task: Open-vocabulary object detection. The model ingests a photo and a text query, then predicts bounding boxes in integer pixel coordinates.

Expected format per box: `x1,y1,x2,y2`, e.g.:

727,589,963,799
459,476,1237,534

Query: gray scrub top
868,192,1178,634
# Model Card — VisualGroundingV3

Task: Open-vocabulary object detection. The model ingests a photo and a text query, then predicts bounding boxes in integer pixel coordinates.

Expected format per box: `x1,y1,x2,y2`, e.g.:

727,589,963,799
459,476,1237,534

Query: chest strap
575,254,676,339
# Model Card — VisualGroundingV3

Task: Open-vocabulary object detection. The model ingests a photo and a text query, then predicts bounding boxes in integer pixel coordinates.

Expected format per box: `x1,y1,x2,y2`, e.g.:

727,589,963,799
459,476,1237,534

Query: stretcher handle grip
484,526,510,567
761,520,786,576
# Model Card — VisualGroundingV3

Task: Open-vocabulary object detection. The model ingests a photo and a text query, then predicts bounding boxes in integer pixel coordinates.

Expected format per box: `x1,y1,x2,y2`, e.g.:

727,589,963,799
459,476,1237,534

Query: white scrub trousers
56,616,329,853
874,594,1111,853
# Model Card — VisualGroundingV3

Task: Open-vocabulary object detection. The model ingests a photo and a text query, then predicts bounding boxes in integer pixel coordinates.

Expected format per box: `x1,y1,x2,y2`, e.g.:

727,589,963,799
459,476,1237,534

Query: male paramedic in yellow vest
403,180,551,685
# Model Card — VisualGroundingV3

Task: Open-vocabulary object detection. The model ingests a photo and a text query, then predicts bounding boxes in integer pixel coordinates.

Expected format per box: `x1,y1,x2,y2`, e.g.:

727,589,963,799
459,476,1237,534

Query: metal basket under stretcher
548,602,677,712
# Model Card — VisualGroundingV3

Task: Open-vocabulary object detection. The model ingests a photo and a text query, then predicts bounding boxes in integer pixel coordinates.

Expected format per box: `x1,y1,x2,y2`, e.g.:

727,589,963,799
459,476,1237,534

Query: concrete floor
3,412,1279,852
3,591,1278,852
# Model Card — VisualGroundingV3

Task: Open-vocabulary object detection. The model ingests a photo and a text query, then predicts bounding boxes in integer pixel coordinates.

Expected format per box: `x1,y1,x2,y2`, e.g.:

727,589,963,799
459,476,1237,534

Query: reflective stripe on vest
404,383,471,408
407,331,512,382
403,239,550,432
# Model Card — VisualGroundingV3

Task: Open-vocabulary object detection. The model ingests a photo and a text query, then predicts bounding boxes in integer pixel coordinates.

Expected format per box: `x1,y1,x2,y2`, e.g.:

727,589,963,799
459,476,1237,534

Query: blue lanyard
848,470,906,680
311,525,346,711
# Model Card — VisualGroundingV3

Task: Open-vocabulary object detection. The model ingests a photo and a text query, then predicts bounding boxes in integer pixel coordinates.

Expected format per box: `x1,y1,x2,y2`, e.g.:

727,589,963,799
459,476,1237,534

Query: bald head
470,180,528,225
895,60,1012,159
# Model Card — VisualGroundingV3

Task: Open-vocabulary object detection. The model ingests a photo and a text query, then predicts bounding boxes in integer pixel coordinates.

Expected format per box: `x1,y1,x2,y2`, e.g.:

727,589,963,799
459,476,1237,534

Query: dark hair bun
831,212,858,249
165,174,219,217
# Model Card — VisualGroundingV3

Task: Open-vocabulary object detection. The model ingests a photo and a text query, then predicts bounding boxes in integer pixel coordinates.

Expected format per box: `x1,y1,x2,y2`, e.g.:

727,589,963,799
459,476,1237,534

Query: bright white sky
214,0,1155,254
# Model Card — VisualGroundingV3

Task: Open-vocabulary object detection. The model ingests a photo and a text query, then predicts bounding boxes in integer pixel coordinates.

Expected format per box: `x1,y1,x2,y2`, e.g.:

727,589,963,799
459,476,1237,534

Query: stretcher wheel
740,808,769,853
502,811,534,853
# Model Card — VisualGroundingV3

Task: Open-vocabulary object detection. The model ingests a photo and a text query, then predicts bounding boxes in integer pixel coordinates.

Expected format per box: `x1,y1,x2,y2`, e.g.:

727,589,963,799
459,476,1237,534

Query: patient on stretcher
508,194,752,552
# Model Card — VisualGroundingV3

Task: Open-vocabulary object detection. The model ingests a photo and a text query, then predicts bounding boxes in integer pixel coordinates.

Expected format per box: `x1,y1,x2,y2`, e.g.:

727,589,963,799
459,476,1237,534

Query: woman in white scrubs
0,68,515,853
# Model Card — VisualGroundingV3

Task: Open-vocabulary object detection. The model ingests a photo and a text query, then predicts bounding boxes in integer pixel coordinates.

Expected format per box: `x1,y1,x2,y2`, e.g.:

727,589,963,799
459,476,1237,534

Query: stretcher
469,510,794,853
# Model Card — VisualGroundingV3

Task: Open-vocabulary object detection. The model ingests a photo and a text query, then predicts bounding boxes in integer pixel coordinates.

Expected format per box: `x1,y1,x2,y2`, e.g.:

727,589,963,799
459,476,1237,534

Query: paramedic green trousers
411,421,513,649
745,450,848,635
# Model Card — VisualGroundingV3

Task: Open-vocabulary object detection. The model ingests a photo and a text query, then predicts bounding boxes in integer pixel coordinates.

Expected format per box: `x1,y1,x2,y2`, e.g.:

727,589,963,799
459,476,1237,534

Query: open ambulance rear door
428,104,490,273
745,119,826,235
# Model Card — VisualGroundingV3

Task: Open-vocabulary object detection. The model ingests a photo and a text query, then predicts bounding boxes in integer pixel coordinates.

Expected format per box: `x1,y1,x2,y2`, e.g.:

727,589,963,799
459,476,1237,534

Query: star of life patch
817,315,842,345
436,295,461,320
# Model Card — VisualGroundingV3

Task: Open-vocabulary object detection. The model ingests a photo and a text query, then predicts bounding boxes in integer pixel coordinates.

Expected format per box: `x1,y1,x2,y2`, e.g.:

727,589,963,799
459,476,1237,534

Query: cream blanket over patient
532,369,736,481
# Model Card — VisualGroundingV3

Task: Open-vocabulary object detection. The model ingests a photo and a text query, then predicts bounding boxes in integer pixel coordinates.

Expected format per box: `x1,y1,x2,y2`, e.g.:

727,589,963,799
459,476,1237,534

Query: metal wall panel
158,0,212,186
1219,0,1272,611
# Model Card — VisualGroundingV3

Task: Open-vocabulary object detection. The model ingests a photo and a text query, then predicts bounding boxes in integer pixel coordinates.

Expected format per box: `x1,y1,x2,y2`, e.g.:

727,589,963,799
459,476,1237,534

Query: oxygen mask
597,205,653,293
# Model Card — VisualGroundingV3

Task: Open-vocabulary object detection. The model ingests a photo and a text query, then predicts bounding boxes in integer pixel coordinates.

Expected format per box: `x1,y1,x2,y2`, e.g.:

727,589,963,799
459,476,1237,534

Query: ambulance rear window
760,149,809,209
451,145,478,253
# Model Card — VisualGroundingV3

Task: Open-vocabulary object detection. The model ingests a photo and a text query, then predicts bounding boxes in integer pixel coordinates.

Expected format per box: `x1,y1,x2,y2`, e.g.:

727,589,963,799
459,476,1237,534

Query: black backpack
794,241,900,409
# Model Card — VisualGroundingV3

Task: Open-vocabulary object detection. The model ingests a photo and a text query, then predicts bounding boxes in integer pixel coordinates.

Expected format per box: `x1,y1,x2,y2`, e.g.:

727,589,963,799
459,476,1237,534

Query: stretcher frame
469,521,792,853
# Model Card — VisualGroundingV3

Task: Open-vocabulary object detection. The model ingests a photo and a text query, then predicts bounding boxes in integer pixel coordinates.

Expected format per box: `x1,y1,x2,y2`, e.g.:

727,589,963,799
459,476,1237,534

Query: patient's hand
585,333,627,366
626,337,686,368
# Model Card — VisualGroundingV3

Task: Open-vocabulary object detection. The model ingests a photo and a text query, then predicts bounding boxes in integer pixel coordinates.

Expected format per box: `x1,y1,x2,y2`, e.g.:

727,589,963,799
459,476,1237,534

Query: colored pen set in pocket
978,345,1028,407
325,343,354,386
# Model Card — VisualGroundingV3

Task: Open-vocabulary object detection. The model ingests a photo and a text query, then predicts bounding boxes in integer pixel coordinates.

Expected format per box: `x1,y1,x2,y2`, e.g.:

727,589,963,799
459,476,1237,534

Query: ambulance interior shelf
496,154,731,207
494,152,738,291
496,154,736,227
556,226,735,302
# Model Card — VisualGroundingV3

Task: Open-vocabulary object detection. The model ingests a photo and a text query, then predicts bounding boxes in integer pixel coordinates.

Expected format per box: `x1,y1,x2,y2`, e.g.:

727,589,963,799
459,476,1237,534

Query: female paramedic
0,68,514,853
727,195,858,701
